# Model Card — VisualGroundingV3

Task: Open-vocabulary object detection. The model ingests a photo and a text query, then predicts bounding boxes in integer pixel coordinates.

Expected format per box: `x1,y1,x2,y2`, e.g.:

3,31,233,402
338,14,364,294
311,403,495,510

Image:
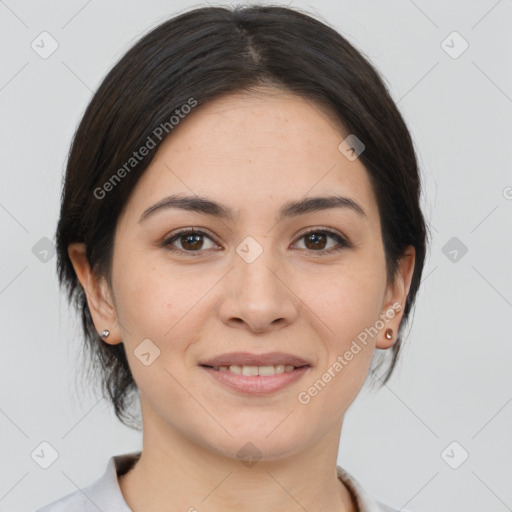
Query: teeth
211,364,298,375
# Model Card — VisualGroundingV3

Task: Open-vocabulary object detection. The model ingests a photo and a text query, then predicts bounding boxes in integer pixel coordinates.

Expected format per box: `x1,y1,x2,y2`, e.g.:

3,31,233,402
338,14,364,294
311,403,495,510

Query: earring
100,329,110,339
385,328,393,340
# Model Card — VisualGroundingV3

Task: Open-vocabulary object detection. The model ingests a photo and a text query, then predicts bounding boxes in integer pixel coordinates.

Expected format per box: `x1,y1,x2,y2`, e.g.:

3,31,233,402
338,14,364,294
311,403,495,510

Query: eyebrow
139,193,367,223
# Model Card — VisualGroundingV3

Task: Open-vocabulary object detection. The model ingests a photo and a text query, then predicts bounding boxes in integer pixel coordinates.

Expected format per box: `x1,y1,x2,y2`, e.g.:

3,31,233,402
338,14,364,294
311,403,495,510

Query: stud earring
384,328,393,340
100,329,110,339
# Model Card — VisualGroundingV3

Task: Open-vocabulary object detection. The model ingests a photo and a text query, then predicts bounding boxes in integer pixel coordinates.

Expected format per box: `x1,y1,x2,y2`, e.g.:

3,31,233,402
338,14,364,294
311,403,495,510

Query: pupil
183,233,202,250
306,233,326,250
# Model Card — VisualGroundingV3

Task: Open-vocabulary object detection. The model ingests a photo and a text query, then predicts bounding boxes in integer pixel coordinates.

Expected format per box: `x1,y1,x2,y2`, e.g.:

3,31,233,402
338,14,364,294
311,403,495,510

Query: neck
118,402,357,512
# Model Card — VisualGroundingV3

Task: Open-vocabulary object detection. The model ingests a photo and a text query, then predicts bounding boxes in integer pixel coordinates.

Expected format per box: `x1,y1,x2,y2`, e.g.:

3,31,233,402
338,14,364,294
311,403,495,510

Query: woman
37,4,428,511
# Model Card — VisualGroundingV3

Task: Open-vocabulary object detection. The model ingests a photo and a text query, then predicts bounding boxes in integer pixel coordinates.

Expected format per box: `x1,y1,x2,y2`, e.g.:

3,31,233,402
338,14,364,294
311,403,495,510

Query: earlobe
376,247,416,350
377,326,396,350
67,243,121,344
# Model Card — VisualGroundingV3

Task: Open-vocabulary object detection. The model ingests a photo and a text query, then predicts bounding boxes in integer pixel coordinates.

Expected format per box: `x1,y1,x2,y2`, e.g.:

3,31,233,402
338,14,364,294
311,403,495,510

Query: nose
218,242,299,333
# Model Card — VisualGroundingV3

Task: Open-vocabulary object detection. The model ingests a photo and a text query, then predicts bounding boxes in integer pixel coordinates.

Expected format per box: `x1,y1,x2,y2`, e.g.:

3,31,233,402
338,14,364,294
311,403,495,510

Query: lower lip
200,366,310,394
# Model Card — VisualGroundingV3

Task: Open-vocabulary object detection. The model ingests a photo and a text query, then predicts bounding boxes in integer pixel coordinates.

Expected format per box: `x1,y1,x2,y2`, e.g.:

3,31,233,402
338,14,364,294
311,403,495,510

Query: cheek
300,257,386,401
296,278,381,417
308,262,385,343
110,254,196,394
111,247,186,336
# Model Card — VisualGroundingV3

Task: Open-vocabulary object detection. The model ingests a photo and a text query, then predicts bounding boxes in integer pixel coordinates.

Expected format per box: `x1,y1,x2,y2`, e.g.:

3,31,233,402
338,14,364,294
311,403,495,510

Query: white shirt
35,452,402,512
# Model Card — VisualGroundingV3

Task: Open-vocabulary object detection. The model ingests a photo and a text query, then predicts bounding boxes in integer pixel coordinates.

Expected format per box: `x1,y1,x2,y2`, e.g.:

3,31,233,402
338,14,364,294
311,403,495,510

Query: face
72,88,414,462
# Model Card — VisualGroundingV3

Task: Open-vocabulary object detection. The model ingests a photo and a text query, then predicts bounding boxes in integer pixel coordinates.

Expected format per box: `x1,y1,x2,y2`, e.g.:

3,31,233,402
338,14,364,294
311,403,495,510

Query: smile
200,364,310,394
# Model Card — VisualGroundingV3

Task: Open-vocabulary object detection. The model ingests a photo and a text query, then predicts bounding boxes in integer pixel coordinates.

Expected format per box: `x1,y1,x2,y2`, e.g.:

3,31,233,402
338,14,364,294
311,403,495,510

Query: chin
199,424,312,463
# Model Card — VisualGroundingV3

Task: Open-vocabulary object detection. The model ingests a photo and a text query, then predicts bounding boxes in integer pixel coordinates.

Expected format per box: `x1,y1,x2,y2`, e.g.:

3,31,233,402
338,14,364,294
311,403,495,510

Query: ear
376,246,416,350
67,243,122,345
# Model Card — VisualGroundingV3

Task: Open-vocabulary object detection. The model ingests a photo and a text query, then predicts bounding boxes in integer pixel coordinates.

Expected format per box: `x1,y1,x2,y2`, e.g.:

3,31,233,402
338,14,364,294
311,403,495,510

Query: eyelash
161,227,351,257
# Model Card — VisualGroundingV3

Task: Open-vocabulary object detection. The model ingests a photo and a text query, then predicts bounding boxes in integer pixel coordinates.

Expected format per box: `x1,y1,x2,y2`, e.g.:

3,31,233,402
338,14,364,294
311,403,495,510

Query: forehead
121,89,379,225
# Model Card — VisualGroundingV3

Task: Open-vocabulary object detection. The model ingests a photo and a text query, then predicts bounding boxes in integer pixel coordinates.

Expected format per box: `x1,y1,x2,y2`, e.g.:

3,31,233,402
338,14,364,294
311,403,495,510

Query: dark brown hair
56,4,430,429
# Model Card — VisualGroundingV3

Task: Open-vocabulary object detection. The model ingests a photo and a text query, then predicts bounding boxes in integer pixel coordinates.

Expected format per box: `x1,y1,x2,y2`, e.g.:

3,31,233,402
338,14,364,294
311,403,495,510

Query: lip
200,365,310,394
198,351,311,368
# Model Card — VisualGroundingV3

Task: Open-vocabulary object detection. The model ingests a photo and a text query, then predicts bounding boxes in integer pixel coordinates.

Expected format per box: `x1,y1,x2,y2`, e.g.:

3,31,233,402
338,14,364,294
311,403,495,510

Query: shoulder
35,489,92,512
34,452,140,512
375,502,403,512
336,465,406,512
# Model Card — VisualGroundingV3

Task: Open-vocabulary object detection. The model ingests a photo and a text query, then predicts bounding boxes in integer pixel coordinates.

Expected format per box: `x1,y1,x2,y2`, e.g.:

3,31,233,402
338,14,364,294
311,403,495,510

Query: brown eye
162,227,350,257
163,229,217,255
304,232,328,250
180,233,205,251
294,229,350,254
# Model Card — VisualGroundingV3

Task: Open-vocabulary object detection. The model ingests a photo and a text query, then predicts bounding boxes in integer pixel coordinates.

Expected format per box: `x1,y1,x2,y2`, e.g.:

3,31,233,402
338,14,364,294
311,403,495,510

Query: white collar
37,452,400,512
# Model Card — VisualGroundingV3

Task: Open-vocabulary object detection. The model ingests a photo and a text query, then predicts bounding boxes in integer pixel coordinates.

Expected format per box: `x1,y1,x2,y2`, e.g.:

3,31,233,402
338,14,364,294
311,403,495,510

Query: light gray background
1,1,511,511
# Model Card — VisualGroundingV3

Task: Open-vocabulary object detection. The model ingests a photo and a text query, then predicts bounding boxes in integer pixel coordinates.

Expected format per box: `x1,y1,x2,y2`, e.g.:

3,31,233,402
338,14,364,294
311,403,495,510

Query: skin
69,87,415,512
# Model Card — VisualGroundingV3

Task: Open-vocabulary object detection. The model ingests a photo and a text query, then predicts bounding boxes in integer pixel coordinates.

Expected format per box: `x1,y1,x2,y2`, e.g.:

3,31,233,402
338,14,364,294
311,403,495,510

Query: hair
56,4,430,429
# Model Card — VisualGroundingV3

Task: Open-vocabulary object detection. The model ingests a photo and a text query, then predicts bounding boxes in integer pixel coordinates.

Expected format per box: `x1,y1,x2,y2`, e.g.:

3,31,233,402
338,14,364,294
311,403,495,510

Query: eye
162,227,351,257
293,228,351,255
162,228,218,256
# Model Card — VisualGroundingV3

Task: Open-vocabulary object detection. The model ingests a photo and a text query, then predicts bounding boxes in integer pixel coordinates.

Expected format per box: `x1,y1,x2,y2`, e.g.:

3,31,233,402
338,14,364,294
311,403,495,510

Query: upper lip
199,352,311,368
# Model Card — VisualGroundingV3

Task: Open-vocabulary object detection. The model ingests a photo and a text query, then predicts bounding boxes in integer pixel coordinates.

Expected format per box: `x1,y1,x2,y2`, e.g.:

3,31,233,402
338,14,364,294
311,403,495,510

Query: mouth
200,363,310,375
199,363,311,394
